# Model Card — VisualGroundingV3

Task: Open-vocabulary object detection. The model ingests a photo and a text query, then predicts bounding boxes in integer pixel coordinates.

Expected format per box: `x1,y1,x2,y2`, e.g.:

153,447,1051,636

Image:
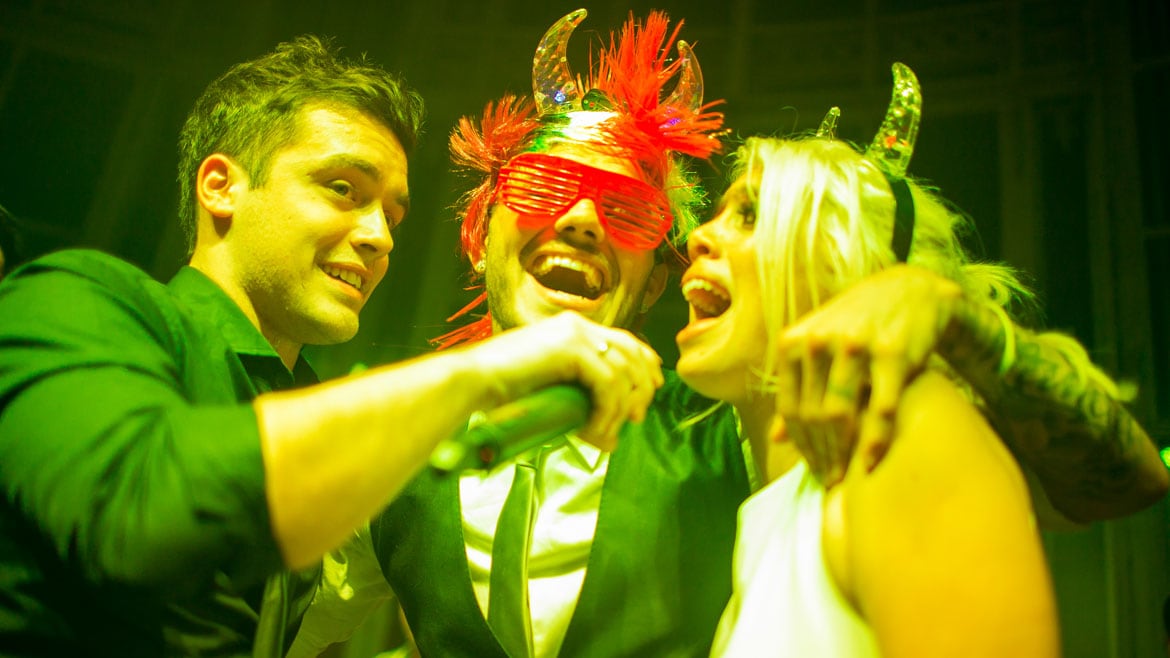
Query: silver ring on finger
596,340,610,357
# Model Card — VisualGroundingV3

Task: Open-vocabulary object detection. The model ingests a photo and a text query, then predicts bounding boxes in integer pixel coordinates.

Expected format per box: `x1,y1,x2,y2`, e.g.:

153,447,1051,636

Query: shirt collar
168,266,316,386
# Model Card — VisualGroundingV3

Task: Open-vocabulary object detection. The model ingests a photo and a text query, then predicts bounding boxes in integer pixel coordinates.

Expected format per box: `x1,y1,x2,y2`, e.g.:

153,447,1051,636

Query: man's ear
196,153,246,219
640,261,670,311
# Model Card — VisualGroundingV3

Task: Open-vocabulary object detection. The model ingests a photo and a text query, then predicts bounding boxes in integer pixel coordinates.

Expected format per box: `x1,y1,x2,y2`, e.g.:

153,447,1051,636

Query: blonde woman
673,65,1124,656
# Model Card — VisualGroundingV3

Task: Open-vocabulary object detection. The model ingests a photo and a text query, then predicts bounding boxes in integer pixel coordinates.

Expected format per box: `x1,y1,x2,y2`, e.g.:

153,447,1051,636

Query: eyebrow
318,154,411,218
727,181,754,204
715,182,745,208
705,186,749,225
319,154,383,182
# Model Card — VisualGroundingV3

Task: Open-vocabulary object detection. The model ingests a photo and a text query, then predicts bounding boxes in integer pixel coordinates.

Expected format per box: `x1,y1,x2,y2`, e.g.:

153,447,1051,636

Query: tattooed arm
938,298,1168,523
775,265,1166,521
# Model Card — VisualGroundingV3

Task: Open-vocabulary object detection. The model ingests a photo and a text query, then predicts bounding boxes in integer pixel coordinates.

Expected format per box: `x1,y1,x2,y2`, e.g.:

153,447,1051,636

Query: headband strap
884,172,916,262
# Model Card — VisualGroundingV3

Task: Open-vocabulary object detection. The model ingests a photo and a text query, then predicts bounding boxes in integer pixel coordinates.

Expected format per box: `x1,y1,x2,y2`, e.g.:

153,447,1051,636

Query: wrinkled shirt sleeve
0,253,281,598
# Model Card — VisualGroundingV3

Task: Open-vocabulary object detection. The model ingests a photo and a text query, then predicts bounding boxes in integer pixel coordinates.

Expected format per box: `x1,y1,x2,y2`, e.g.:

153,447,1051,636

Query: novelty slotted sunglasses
496,152,674,250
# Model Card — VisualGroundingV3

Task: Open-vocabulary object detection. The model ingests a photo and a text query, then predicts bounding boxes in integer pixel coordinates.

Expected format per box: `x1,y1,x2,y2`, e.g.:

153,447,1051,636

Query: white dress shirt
461,436,608,658
290,416,754,658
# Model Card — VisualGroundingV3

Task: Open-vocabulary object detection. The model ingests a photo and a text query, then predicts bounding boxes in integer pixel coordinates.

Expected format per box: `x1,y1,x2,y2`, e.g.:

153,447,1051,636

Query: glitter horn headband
864,62,922,176
533,8,704,116
818,62,923,261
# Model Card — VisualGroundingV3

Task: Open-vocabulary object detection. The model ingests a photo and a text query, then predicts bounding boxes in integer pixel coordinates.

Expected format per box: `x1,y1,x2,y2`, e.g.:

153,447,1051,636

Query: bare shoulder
829,370,1060,658
884,370,1028,488
826,370,1032,586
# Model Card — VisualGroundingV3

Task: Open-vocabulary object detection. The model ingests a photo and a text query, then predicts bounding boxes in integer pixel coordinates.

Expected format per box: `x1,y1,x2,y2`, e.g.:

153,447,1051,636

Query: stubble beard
483,260,649,335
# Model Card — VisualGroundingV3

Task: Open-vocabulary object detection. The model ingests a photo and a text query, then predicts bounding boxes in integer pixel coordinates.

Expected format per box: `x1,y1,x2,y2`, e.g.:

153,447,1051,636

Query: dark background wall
1,1,1167,655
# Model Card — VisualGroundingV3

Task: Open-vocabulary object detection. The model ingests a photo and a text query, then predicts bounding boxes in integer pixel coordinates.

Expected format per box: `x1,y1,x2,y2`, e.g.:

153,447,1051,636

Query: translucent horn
662,40,704,112
816,106,841,139
864,62,922,175
533,8,587,115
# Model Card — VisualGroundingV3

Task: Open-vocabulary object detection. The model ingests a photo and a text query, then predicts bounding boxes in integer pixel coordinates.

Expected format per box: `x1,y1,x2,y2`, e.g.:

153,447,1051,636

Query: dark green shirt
0,249,315,657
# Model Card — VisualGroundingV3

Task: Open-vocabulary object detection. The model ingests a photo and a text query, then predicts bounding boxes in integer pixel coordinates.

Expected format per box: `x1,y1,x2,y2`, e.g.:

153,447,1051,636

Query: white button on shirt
461,436,609,658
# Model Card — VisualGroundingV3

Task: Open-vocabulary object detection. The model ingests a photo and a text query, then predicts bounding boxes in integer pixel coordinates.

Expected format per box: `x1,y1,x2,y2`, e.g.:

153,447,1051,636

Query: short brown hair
176,35,425,257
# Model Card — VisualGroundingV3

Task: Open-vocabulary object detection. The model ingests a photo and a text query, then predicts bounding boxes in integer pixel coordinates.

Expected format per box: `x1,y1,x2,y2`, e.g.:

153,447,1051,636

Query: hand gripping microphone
429,384,591,474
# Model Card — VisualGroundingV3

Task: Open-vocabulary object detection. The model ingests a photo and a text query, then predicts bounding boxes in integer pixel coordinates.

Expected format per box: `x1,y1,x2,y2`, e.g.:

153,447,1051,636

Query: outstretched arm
260,311,663,569
938,296,1168,522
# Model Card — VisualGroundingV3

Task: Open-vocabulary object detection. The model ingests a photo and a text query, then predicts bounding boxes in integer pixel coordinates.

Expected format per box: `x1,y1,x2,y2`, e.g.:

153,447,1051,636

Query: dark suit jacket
371,373,749,657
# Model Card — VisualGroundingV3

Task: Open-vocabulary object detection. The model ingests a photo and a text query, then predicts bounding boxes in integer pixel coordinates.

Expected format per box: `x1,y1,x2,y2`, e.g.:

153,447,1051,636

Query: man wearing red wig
376,11,750,656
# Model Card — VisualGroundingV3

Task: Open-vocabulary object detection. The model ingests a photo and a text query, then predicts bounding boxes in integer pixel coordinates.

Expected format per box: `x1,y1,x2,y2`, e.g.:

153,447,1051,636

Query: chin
500,297,585,331
310,313,361,345
677,355,750,404
676,354,718,398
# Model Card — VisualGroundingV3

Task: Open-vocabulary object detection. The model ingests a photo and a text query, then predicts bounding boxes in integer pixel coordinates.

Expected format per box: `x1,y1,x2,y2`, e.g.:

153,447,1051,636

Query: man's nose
553,198,606,246
354,207,394,257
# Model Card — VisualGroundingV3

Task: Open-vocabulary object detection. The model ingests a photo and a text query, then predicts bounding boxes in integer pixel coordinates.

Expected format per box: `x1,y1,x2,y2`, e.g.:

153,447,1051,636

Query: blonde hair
735,135,1124,400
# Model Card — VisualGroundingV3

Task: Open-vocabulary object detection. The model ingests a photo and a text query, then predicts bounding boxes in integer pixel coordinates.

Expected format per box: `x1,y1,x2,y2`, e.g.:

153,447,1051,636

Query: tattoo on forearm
941,299,1160,514
1003,338,1157,504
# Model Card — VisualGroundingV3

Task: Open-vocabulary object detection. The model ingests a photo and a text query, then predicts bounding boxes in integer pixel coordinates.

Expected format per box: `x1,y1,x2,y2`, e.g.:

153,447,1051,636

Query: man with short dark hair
0,34,663,657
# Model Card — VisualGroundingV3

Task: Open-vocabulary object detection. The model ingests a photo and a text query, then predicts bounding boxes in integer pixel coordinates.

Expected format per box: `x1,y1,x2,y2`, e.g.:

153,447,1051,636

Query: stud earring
473,260,486,274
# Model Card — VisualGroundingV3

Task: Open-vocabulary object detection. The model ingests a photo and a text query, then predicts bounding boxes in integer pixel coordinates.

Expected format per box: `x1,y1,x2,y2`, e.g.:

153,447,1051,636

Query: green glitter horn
813,63,923,261
862,62,922,175
816,106,841,138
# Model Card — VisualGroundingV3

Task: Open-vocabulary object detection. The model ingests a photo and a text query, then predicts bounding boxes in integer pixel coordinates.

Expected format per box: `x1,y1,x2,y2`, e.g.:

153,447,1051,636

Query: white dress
710,461,882,657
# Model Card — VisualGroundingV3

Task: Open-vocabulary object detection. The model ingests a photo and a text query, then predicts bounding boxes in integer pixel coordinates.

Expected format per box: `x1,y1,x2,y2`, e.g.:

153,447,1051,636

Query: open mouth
529,254,606,300
682,277,731,319
323,265,364,292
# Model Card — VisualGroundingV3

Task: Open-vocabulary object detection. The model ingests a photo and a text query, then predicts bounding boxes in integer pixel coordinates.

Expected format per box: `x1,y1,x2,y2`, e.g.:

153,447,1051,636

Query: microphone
429,384,592,474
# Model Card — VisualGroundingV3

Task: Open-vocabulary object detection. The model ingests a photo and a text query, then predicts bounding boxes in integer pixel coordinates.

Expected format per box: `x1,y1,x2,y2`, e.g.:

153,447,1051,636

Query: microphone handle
429,384,591,474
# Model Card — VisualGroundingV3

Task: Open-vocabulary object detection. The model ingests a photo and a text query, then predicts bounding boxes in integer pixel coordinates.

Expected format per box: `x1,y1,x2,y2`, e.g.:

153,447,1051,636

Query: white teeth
533,255,603,292
323,265,363,291
682,277,731,317
682,278,729,301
